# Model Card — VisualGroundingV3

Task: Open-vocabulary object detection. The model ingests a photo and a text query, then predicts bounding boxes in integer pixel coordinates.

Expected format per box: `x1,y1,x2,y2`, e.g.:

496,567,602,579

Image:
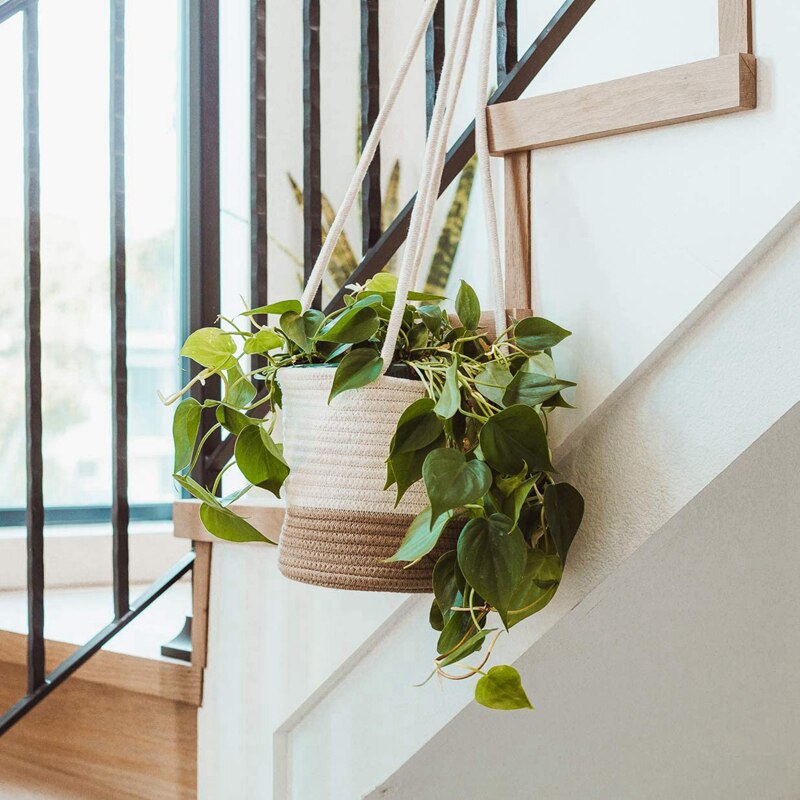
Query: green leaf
437,610,480,656
363,272,398,293
215,404,254,435
502,371,576,408
524,353,556,377
514,317,571,353
317,305,380,344
501,477,537,525
479,405,554,475
457,514,527,625
406,290,446,302
418,304,445,335
243,328,283,355
437,627,496,669
385,434,444,505
225,365,257,408
474,362,513,406
244,299,301,317
455,280,480,330
280,309,324,352
390,398,445,456
172,398,202,473
423,449,492,522
180,327,237,371
429,599,444,631
475,665,533,710
328,348,383,403
173,473,221,507
234,425,290,499
386,507,452,564
199,503,274,544
433,360,460,419
543,482,584,564
433,550,461,624
506,549,561,627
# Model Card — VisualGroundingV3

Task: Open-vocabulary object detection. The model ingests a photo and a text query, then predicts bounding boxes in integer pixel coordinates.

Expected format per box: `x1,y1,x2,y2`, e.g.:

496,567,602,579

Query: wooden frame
493,0,755,310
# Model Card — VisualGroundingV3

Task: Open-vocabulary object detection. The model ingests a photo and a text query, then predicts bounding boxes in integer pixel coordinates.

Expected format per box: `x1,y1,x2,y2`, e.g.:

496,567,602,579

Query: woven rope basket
276,367,460,592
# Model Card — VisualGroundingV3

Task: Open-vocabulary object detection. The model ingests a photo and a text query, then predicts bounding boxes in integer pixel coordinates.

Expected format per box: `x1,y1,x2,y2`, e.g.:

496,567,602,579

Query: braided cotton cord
380,0,480,370
299,0,440,313
409,0,481,294
474,0,507,342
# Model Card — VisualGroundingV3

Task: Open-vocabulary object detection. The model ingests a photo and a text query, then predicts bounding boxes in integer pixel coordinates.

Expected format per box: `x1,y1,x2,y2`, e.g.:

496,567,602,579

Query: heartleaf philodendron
166,273,583,712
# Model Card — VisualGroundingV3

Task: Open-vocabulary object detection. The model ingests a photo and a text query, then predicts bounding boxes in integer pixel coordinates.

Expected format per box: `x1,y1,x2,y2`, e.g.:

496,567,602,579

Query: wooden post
718,0,752,55
503,150,533,316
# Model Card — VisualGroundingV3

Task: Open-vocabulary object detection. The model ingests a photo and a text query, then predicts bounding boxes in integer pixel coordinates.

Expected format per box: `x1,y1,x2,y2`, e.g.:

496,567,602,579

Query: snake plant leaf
456,514,527,626
543,481,585,564
180,327,237,371
423,449,492,523
390,398,444,456
329,347,383,403
514,317,572,353
479,405,554,475
199,503,274,544
455,280,481,331
434,360,461,419
385,507,453,564
424,154,476,294
172,398,202,473
502,370,576,408
475,665,533,710
234,425,290,499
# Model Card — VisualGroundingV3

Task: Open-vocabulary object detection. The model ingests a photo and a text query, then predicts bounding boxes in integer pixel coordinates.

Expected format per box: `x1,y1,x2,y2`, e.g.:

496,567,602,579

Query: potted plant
163,271,583,710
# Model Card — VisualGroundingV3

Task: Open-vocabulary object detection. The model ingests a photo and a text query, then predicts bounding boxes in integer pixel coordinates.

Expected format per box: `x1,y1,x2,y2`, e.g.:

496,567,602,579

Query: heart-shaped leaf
455,280,480,330
180,327,237,370
215,404,254,435
475,665,533,710
474,362,513,406
389,398,444,456
199,503,274,544
514,317,571,353
429,599,444,632
318,297,382,344
243,328,283,355
234,425,289,498
418,304,445,335
385,434,444,505
502,370,576,408
386,507,452,564
329,348,383,403
479,405,554,475
437,627,496,670
280,309,324,352
423,449,492,523
432,550,461,624
172,397,202,473
457,514,527,625
243,299,301,317
173,472,221,507
506,549,562,627
363,271,398,293
434,359,460,419
543,481,584,564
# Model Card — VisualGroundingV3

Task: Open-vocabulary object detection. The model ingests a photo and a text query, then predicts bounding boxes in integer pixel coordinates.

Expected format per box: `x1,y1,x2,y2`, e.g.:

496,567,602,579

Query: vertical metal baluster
360,0,380,253
302,0,321,308
496,0,518,82
185,0,221,490
250,0,267,313
110,0,129,619
424,1,444,133
23,0,44,694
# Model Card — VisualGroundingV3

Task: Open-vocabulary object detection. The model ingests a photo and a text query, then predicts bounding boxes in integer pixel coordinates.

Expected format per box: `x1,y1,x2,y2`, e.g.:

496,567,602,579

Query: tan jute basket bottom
277,506,462,593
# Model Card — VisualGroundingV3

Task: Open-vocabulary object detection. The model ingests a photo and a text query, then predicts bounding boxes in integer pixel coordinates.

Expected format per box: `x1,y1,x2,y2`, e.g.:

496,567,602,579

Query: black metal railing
0,0,224,735
0,0,596,736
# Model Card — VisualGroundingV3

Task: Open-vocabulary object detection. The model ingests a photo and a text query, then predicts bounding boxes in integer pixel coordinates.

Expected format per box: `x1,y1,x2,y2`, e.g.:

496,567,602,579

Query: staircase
193,1,800,797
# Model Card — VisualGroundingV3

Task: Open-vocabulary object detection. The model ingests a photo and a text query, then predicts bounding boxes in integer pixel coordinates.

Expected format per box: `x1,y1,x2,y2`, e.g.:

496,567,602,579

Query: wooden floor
0,662,196,799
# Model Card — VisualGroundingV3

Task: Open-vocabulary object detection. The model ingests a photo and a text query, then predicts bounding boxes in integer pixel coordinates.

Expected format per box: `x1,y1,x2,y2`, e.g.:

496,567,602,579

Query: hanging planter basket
276,366,461,591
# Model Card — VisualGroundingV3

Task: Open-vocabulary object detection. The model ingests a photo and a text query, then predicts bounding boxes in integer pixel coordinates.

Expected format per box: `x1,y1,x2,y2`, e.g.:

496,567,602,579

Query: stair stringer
274,201,800,800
